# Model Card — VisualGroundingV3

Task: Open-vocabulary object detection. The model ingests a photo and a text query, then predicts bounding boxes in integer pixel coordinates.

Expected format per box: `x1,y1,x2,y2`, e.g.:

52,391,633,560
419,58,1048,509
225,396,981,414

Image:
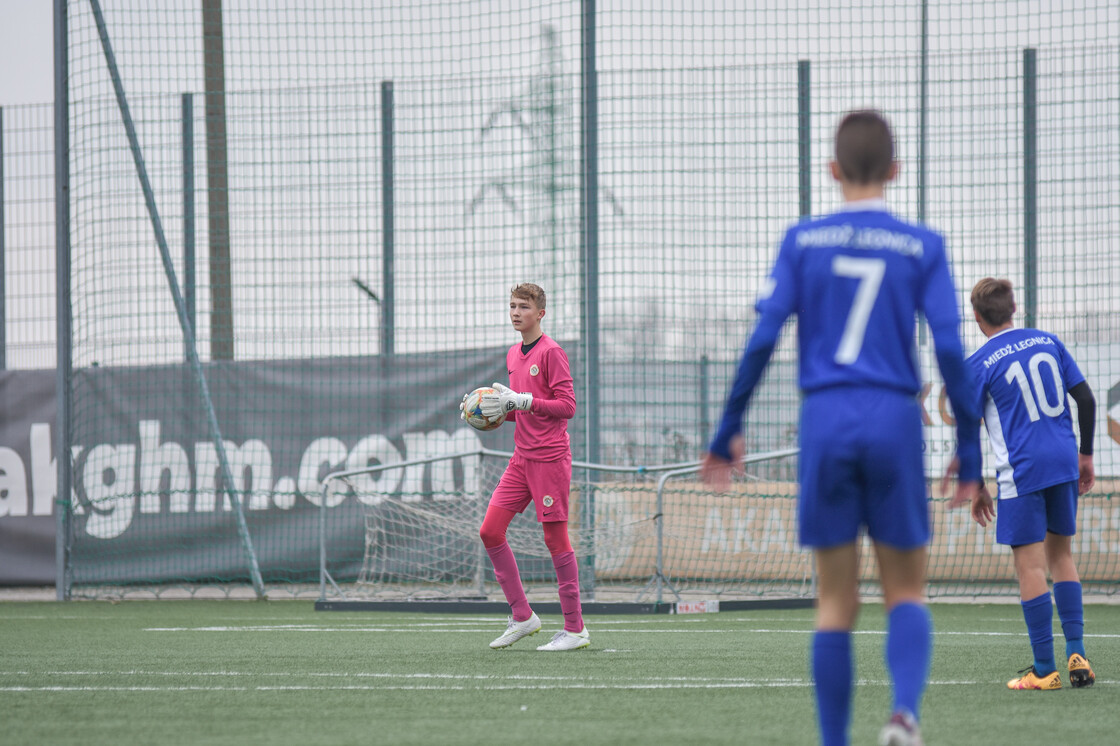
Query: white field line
0,677,998,693
3,670,1115,692
2,667,815,681
139,624,1120,638
0,616,711,624
5,680,1114,692
0,683,955,692
5,668,1117,693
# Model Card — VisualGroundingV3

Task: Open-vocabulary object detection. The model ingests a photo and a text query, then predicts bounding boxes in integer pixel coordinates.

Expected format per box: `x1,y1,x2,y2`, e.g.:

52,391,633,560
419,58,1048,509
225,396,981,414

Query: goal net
323,448,811,604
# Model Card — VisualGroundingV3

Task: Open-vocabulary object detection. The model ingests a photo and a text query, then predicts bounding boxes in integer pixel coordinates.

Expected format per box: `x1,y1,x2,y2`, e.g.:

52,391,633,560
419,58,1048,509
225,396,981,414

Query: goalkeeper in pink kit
460,283,588,651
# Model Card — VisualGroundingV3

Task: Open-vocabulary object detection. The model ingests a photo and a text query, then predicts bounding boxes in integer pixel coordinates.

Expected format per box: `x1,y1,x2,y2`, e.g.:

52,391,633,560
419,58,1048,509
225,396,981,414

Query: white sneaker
489,612,542,649
878,711,923,746
536,627,590,651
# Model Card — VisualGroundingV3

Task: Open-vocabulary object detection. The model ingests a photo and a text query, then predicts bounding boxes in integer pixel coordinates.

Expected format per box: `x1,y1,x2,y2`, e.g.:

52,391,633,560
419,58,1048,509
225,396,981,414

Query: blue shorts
995,480,1078,546
798,387,929,550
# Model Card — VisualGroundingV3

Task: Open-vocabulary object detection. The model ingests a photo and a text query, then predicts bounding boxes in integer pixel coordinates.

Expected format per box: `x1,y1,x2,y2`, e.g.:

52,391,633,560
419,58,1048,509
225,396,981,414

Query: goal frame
316,446,803,610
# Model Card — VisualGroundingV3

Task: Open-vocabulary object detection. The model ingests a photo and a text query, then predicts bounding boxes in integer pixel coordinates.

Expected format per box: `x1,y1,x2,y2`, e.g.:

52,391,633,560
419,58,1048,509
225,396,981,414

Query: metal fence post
0,106,6,371
381,81,395,357
1023,47,1038,328
798,60,811,219
54,0,73,601
579,0,600,601
182,93,196,362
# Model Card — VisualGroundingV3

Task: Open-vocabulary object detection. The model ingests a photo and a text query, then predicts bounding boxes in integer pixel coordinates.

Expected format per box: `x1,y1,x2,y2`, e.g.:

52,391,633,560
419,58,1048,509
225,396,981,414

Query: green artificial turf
2,600,1116,745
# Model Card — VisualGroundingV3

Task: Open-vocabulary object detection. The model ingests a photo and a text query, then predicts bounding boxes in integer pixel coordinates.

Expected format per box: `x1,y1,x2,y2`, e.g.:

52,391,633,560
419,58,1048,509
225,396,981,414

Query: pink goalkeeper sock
552,550,584,632
486,543,532,621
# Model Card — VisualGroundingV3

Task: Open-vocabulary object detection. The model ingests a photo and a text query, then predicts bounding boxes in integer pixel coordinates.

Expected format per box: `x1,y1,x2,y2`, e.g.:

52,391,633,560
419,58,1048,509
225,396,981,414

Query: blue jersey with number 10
968,328,1083,499
709,202,981,480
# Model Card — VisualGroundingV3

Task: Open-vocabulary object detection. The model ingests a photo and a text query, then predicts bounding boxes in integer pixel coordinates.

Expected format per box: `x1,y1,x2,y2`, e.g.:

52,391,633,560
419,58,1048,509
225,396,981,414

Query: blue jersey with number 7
709,201,981,480
968,328,1083,498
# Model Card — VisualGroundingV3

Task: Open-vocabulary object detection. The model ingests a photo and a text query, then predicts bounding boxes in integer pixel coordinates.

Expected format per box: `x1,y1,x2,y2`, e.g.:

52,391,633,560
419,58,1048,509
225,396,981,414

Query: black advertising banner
0,348,513,585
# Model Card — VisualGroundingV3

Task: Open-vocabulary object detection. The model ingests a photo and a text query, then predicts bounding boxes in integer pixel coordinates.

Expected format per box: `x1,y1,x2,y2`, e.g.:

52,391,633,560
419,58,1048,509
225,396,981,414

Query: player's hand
480,382,533,418
970,485,995,528
458,391,472,421
1078,453,1095,495
939,456,960,499
700,435,746,493
942,456,981,514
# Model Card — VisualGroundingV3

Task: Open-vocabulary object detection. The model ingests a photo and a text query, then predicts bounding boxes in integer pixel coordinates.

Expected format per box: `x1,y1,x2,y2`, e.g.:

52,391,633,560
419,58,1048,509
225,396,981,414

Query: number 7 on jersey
831,255,886,364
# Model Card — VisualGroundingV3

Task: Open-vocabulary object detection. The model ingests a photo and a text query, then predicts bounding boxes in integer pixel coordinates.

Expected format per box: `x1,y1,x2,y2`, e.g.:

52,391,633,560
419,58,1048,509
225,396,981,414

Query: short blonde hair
510,283,546,310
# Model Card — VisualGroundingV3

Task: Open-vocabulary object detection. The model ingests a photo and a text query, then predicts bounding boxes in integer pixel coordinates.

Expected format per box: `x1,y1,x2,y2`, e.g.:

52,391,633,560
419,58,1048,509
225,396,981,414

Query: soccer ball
461,387,507,431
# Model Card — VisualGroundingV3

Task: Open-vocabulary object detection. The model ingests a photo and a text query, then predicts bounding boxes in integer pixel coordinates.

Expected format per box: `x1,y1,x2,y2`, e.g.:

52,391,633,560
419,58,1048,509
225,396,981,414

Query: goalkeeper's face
509,296,544,336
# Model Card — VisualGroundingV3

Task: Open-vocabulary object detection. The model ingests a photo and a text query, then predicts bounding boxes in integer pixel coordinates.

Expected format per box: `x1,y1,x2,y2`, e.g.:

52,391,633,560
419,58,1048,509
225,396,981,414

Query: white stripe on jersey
983,393,1019,499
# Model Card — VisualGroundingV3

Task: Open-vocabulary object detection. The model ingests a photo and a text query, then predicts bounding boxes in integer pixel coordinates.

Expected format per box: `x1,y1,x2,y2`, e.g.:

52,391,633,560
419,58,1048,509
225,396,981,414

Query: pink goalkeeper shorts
489,451,572,523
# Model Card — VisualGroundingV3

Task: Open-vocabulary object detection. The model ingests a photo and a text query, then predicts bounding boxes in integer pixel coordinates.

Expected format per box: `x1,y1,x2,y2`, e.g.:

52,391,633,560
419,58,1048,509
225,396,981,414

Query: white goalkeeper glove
480,382,533,418
458,391,471,422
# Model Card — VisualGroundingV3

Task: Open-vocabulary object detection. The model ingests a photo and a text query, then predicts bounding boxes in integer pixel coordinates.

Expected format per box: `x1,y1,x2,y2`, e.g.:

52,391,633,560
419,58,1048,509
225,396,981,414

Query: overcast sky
0,2,52,106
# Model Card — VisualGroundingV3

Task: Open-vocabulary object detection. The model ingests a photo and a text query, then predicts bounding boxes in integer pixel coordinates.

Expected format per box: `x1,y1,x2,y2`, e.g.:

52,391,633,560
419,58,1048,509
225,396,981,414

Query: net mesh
1,1,1117,598
341,451,809,604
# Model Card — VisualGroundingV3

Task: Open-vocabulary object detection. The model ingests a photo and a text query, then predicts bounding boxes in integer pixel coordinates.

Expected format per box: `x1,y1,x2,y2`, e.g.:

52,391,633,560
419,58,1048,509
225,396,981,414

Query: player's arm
483,348,576,421
920,241,981,486
942,360,994,522
1068,380,1095,493
707,310,785,459
941,455,995,526
702,310,786,493
525,347,576,419
705,231,797,481
1055,340,1095,493
1069,380,1095,455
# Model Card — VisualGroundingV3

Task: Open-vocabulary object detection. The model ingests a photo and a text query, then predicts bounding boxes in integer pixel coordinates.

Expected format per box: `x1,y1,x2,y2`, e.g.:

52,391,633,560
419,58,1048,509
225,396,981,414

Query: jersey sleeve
529,345,576,420
1055,337,1086,390
755,230,799,319
967,352,988,423
502,345,520,421
920,238,982,480
708,232,796,459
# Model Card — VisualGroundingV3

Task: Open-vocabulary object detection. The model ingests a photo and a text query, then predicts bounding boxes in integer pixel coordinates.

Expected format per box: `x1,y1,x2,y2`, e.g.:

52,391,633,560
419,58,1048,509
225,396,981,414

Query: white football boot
536,627,590,651
489,612,542,649
878,710,923,746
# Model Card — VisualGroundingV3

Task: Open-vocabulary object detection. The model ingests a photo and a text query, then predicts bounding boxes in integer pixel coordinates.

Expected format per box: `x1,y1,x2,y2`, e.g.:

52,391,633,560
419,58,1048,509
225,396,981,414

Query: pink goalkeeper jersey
505,334,576,461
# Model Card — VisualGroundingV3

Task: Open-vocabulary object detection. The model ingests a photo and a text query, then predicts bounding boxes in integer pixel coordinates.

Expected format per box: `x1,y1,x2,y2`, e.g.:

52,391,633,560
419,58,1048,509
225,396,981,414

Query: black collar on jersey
521,335,543,355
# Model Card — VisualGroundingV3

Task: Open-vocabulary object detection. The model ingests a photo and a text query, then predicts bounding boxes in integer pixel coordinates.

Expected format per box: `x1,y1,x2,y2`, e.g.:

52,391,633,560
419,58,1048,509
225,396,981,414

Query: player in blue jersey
964,278,1096,690
702,110,981,746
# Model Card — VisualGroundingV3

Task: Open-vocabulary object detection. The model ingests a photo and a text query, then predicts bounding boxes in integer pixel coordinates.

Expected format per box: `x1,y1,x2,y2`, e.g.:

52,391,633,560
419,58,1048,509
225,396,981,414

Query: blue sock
885,602,931,721
1053,580,1086,659
1021,592,1056,675
812,630,852,746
